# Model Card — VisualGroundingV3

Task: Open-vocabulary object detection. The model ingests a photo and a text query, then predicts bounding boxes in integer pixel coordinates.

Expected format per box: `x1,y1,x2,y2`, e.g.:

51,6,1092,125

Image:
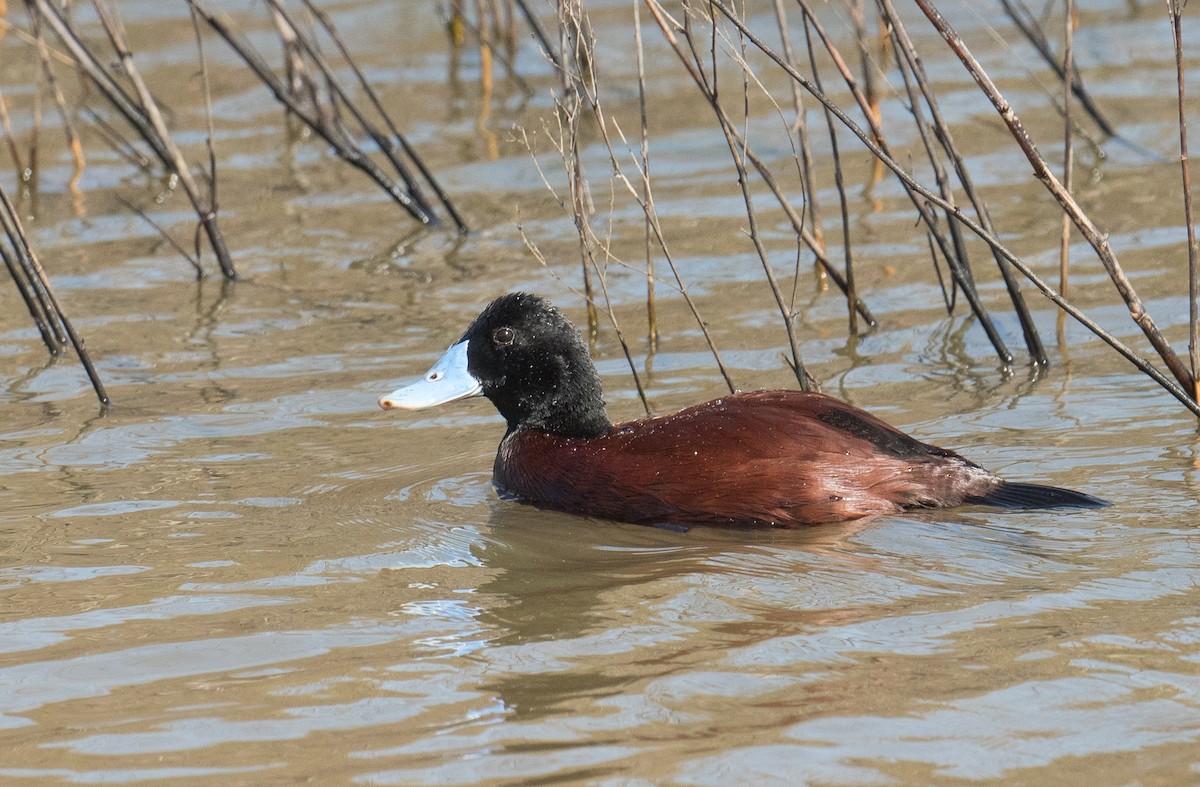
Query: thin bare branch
710,0,1200,416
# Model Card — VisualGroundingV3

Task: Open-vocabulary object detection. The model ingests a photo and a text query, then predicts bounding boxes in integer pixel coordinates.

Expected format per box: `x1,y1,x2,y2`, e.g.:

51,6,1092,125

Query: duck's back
493,390,1000,526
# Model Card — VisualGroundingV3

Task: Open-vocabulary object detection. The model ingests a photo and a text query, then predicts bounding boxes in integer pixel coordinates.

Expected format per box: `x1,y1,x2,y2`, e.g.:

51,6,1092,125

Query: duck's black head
380,293,612,439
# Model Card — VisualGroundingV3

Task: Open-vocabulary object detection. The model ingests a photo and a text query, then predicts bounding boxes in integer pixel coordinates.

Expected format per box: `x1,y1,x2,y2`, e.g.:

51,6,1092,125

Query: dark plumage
380,293,1108,527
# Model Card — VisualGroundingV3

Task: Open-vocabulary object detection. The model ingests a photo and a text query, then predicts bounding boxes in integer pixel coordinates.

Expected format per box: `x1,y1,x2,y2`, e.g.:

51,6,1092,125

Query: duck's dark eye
493,326,515,347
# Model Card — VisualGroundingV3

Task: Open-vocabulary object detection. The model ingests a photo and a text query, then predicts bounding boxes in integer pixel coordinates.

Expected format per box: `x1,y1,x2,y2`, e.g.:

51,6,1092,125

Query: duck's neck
492,366,612,439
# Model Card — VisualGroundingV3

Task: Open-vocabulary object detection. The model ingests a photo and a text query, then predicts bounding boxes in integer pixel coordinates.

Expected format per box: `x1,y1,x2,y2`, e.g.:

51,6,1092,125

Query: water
2,1,1199,782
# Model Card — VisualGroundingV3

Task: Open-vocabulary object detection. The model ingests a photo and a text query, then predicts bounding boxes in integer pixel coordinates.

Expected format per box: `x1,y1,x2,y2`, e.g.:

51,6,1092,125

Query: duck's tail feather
966,481,1110,510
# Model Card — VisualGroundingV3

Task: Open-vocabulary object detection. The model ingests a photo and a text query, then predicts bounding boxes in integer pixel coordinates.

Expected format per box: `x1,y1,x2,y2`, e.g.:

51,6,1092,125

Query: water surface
2,1,1199,783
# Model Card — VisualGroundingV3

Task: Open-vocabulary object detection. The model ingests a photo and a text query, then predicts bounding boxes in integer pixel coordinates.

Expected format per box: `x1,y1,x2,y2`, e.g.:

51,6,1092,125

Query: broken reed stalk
0,182,108,405
283,0,469,233
28,0,237,279
187,0,450,231
707,1,1200,417
912,0,1196,397
1168,1,1200,402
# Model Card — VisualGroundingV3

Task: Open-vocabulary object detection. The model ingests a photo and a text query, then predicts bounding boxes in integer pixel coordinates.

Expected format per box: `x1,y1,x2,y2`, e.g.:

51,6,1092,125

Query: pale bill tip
378,340,482,411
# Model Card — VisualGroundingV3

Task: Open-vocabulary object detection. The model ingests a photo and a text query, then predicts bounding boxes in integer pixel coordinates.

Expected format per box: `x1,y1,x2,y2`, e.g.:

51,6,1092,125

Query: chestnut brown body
494,390,1002,527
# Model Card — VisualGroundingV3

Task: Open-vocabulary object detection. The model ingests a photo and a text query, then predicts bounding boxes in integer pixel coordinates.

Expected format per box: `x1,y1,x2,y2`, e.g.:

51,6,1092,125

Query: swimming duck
379,292,1108,527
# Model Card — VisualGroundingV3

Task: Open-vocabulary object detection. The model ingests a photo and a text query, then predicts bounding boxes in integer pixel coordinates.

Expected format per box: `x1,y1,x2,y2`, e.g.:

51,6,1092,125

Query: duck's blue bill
379,340,483,410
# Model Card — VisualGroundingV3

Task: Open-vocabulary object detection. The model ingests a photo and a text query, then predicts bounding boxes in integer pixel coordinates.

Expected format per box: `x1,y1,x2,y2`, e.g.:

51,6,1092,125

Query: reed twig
999,0,1117,138
1058,0,1076,339
632,0,658,350
793,0,1014,365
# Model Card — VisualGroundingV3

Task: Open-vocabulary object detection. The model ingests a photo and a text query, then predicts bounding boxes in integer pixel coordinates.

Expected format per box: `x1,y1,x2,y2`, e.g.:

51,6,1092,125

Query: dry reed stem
116,195,203,276
0,91,25,180
650,2,877,327
678,7,815,388
513,0,559,69
1168,1,1200,402
27,5,85,190
845,0,884,190
91,0,236,279
80,107,152,171
632,0,658,350
190,4,220,264
29,0,237,278
770,0,826,269
914,0,1195,397
0,182,108,404
557,0,598,337
452,0,533,93
801,14,856,336
528,5,654,412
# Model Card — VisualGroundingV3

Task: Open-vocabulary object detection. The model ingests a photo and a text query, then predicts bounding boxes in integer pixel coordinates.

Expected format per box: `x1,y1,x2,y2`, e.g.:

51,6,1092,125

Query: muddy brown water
2,1,1199,783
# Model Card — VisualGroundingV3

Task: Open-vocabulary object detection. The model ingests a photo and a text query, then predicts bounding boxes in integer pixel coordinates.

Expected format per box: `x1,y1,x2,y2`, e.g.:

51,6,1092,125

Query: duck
379,292,1108,527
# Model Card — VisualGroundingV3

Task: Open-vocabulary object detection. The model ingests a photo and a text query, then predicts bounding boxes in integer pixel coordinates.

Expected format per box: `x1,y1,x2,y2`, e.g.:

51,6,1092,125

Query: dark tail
966,481,1110,510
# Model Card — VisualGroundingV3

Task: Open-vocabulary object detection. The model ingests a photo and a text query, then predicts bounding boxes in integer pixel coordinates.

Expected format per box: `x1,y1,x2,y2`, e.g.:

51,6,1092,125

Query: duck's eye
493,326,515,347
